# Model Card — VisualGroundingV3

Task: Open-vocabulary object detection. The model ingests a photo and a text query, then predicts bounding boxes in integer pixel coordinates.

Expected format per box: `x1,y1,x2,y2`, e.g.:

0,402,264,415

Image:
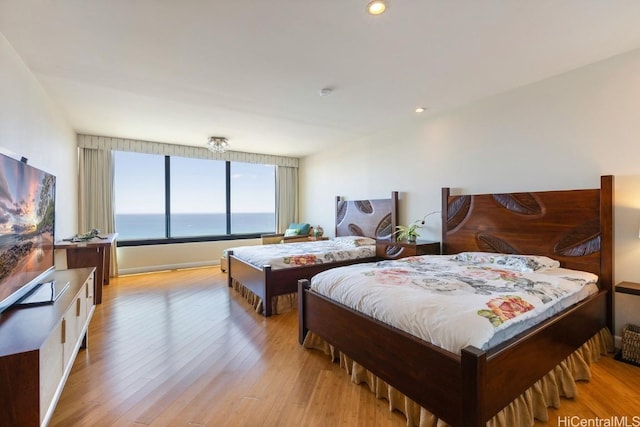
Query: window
231,162,276,234
114,152,166,240
170,156,226,237
114,151,276,243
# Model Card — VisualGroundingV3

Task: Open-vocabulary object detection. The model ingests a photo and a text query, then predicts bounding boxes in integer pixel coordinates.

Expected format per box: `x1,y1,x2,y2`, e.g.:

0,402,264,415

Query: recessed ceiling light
415,107,426,113
367,0,387,15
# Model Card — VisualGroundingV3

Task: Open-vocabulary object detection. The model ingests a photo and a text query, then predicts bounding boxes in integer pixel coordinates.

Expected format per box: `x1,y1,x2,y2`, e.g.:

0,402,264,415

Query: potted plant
393,211,439,243
394,223,421,243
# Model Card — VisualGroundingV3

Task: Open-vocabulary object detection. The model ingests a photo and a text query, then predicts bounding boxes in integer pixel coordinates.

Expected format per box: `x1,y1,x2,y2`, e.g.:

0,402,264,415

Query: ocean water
115,212,275,240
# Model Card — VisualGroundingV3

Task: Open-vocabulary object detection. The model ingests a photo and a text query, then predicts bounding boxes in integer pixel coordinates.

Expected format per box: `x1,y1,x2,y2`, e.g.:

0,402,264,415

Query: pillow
333,236,376,247
287,222,311,236
453,252,560,272
284,228,300,237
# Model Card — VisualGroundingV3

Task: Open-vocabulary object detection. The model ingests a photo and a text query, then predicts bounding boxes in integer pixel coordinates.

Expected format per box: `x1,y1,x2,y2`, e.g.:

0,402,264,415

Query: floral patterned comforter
227,239,375,270
309,253,599,354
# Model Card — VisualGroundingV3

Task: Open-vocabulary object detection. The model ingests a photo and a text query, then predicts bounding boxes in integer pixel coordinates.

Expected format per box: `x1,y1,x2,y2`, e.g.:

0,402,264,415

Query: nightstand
376,240,440,260
617,281,640,295
615,282,640,365
615,281,640,336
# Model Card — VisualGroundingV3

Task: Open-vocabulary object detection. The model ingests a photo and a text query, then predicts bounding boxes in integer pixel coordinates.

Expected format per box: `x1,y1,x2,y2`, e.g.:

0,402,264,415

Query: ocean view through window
115,212,275,240
170,156,226,237
114,151,276,242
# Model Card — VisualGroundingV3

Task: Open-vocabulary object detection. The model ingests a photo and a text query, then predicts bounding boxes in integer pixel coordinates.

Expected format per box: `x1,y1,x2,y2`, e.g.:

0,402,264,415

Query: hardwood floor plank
50,267,640,427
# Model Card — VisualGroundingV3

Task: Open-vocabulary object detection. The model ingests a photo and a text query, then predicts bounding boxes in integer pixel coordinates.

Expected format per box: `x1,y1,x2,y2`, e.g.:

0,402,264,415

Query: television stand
0,267,95,426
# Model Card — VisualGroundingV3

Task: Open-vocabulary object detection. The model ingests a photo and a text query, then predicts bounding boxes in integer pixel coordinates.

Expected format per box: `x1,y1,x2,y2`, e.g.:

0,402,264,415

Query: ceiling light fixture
415,107,426,113
207,136,229,153
367,0,387,15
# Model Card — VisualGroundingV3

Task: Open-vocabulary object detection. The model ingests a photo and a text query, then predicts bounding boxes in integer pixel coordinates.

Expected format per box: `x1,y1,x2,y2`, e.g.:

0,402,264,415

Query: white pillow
453,252,560,272
332,236,376,247
284,228,300,237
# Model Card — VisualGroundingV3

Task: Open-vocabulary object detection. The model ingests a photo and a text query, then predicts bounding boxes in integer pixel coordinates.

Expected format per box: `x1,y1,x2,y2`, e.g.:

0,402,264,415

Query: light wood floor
50,267,640,427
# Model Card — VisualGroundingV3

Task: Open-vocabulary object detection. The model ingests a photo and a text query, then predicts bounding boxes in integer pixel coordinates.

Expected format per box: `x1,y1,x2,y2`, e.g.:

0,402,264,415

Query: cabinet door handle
61,319,66,344
77,298,81,316
86,282,89,298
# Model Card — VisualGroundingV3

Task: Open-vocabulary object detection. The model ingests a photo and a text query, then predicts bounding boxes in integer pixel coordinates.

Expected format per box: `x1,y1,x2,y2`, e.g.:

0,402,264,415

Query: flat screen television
0,153,56,315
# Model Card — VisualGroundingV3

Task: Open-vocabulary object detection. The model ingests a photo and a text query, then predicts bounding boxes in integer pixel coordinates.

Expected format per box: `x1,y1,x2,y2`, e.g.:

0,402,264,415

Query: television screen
0,153,56,314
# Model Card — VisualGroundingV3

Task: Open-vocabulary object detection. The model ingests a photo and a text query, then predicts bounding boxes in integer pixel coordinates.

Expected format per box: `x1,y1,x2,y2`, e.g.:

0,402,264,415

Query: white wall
0,34,77,265
0,31,266,276
117,239,260,275
300,48,640,339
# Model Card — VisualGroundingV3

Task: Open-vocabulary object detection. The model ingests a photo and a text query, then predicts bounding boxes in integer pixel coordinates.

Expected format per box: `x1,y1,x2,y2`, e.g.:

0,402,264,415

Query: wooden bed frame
299,176,613,426
227,191,398,316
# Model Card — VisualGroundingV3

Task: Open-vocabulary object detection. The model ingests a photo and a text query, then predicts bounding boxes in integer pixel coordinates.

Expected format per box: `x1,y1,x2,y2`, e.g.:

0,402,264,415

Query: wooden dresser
0,268,95,427
55,233,117,304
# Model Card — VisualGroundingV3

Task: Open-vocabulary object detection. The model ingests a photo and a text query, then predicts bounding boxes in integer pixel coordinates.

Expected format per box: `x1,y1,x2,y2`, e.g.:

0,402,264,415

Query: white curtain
276,166,298,233
78,147,119,276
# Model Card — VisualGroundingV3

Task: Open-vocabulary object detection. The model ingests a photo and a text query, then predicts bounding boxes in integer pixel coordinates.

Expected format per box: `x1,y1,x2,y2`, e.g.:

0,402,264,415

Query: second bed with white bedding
309,252,599,354
227,236,376,270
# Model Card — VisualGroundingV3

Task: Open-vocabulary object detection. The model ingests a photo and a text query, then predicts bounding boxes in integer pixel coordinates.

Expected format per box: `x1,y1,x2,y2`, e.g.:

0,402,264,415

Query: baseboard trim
118,260,218,276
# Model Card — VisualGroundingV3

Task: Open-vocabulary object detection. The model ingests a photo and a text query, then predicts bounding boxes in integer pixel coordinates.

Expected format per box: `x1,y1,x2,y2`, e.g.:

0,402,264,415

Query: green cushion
288,223,310,235
284,228,299,237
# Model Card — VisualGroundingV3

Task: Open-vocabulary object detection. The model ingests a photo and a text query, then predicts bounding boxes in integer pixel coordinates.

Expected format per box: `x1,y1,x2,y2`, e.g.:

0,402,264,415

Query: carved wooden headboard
441,176,613,328
335,191,398,239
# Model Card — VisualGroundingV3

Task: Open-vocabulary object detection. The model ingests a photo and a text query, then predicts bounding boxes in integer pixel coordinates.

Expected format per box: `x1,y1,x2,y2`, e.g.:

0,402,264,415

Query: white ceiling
2,1,640,158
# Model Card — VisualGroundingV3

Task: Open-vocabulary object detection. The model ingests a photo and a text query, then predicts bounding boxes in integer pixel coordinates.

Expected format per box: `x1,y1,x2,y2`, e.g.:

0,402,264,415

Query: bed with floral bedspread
299,177,614,426
227,192,398,316
227,236,375,270
309,252,598,354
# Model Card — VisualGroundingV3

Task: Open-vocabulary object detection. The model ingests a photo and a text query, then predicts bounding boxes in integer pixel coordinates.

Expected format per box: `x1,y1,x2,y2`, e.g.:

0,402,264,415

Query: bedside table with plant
377,211,440,259
376,239,440,259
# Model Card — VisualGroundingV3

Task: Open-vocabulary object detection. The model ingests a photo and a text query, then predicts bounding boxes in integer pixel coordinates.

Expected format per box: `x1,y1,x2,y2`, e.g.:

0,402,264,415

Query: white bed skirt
231,279,297,315
303,328,613,427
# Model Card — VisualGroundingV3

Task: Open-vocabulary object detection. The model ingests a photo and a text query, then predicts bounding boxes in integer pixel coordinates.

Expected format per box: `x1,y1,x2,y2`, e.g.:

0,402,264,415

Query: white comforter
227,238,375,270
309,254,599,354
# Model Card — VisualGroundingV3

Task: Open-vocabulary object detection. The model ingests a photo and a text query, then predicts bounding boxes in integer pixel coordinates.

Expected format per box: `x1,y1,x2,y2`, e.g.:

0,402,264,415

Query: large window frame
116,154,276,247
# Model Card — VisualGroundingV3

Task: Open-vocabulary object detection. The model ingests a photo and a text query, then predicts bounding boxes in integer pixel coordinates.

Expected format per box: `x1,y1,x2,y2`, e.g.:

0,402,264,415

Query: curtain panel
78,147,119,276
77,134,299,167
276,166,299,234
